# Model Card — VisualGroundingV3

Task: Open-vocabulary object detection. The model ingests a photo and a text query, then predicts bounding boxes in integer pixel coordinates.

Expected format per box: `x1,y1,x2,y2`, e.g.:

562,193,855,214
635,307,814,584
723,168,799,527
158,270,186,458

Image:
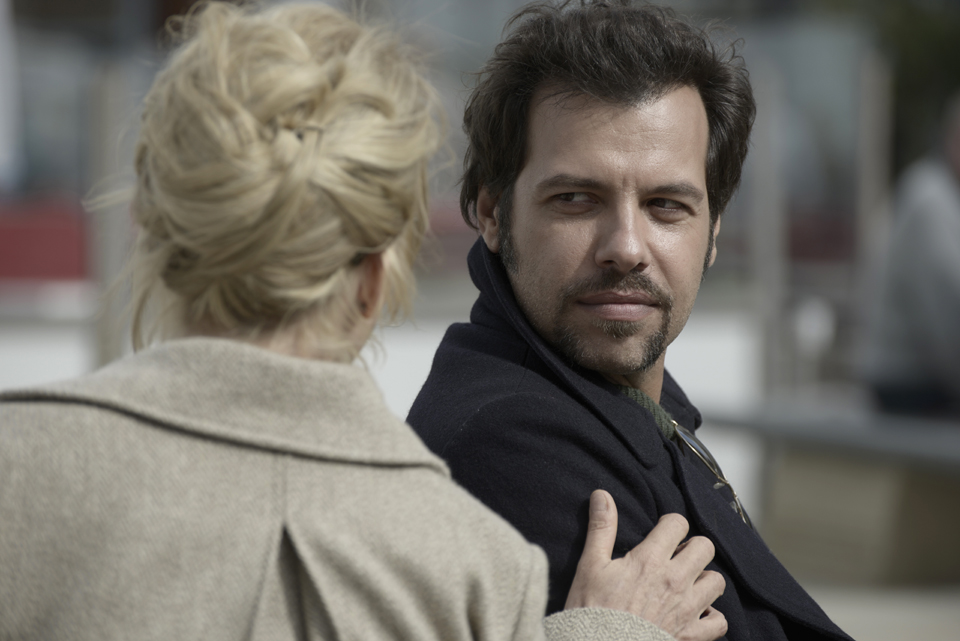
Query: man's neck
600,359,665,404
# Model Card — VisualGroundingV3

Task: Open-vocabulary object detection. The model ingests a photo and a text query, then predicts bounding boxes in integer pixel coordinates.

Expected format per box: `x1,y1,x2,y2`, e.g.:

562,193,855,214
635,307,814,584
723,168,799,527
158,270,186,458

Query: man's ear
476,187,501,253
356,253,385,320
707,216,721,268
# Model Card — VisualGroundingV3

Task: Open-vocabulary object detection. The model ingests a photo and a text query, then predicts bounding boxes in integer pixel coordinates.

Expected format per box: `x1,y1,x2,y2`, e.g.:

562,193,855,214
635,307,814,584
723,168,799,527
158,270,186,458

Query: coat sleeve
440,392,662,615
543,609,676,641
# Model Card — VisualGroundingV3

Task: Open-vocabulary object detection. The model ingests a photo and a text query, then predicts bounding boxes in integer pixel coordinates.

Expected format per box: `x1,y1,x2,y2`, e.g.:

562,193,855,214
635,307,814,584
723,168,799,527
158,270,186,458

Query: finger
689,570,726,611
627,513,690,561
675,606,728,641
580,489,618,565
671,535,716,573
658,569,725,631
657,567,724,630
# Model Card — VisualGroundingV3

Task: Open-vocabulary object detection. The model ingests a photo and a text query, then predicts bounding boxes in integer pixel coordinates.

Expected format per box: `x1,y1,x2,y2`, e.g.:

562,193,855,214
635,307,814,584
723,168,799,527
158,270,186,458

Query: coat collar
1,337,447,474
466,238,701,469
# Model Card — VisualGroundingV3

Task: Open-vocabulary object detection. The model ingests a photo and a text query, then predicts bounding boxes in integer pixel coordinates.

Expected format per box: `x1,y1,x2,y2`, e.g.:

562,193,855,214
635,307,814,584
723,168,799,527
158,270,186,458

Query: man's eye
557,192,592,203
650,198,684,210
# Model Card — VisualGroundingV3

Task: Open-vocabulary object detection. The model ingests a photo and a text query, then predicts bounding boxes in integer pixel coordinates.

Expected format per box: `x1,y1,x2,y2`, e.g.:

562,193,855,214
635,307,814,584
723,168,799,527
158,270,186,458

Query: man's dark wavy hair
460,0,756,229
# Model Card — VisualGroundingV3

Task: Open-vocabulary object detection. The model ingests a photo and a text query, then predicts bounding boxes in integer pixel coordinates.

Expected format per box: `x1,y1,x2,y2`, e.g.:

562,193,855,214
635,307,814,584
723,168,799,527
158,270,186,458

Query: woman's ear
356,253,385,319
477,187,501,253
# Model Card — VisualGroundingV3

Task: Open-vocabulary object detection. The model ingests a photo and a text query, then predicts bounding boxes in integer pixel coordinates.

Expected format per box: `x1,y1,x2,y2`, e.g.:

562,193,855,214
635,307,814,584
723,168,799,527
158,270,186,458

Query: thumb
581,489,619,565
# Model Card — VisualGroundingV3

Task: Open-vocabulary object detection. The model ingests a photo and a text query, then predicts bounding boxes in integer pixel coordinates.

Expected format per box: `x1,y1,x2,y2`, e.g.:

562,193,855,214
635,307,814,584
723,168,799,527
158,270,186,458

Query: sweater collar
2,337,447,473
618,385,678,440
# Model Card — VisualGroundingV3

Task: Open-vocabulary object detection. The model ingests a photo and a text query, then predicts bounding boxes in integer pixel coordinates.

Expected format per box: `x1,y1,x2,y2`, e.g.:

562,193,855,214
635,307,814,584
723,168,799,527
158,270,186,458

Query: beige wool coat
0,337,671,641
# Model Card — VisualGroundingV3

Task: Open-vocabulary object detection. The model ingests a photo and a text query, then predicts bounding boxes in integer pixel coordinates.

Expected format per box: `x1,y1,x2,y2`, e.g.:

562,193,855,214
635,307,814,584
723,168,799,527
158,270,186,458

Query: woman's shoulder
287,449,543,564
277,454,550,640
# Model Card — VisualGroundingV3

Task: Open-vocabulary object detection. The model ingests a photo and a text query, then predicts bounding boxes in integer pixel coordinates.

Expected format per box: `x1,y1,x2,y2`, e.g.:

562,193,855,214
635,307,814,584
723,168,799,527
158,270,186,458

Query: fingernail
590,490,607,513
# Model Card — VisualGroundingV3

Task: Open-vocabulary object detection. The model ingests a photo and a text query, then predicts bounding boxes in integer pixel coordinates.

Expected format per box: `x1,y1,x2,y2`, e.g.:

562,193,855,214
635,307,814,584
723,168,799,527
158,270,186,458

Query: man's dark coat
408,240,851,641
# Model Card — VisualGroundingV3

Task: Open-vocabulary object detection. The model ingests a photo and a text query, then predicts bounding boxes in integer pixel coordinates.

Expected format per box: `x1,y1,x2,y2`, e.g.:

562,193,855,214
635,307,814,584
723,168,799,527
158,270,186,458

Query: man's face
478,86,717,389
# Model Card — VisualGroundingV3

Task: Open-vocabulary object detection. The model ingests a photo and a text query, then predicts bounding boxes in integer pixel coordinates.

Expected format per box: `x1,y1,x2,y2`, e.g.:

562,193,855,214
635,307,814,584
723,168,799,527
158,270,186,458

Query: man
408,2,852,639
862,92,960,419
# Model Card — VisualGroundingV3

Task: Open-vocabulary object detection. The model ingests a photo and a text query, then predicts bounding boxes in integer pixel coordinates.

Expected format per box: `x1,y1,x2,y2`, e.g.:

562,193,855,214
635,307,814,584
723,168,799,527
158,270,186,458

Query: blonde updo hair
129,1,441,352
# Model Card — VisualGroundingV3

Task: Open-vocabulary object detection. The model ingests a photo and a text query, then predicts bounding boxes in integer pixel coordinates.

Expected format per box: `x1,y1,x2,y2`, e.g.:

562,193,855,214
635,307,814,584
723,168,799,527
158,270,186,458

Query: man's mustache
560,270,673,312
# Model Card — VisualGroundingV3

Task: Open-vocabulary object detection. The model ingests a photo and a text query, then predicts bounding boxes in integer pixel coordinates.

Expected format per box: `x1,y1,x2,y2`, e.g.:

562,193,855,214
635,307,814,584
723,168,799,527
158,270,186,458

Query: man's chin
551,327,664,377
594,319,645,340
576,350,661,378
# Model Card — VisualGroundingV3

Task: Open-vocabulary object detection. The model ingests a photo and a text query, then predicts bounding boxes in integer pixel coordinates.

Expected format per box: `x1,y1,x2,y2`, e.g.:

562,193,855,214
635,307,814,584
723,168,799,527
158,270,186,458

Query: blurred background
1,0,959,637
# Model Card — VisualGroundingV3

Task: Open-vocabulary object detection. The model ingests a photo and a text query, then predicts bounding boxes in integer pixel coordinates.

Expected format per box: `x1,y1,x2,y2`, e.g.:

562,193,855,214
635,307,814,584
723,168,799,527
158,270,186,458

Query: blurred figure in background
0,0,22,192
863,92,960,419
0,3,728,640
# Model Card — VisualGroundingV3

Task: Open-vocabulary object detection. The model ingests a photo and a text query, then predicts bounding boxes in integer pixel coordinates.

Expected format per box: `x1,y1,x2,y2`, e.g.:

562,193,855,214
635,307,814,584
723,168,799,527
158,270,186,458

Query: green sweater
618,385,677,440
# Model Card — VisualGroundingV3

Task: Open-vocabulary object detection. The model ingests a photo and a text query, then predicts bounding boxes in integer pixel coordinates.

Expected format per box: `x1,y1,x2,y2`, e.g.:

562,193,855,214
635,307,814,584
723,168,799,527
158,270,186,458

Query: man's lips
576,291,659,322
578,291,659,306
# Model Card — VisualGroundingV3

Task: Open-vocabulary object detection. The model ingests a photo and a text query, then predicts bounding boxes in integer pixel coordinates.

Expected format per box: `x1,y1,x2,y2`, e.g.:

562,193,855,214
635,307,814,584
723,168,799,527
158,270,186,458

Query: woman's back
1,337,552,640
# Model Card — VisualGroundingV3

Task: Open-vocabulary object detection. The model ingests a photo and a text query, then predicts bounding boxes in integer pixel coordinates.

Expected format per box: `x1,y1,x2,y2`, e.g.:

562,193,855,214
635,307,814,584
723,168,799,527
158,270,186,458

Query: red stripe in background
0,199,87,280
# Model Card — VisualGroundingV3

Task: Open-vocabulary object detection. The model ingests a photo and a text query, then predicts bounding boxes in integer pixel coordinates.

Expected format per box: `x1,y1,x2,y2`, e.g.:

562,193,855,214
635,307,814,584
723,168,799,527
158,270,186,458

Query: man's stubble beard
552,274,673,376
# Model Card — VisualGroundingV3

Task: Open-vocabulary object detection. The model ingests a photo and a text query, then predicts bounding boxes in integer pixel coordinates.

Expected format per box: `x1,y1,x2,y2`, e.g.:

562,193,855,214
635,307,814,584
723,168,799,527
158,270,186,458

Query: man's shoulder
427,320,530,367
415,320,562,393
408,321,597,445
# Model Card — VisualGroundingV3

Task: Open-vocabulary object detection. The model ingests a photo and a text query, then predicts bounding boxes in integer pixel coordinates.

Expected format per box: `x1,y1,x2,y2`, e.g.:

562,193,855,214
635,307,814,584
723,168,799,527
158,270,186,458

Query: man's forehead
520,86,710,177
526,83,696,123
522,84,708,161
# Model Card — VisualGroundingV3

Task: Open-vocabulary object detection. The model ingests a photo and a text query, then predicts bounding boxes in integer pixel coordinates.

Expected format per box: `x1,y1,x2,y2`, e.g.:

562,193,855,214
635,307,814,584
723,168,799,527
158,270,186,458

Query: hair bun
127,1,441,348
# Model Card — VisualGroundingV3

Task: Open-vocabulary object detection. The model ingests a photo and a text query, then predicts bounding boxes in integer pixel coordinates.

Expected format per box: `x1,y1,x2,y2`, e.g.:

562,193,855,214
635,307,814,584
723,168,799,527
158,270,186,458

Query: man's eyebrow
534,173,606,194
653,182,706,204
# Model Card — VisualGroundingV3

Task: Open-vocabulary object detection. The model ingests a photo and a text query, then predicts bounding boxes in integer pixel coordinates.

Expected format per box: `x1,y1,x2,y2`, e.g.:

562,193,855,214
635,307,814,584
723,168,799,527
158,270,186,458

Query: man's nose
593,202,651,273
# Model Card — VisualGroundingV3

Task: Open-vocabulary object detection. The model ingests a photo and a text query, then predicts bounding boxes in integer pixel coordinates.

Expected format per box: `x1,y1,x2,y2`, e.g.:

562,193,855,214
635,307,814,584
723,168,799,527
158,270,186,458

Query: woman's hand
565,490,728,641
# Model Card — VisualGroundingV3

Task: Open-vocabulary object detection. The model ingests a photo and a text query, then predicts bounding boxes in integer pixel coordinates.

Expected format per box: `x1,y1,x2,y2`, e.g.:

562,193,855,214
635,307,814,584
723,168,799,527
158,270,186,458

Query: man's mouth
576,290,659,322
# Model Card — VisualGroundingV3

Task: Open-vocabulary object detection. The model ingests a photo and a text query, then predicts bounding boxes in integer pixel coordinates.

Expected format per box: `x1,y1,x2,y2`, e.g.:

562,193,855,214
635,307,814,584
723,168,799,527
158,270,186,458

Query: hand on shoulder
564,490,727,641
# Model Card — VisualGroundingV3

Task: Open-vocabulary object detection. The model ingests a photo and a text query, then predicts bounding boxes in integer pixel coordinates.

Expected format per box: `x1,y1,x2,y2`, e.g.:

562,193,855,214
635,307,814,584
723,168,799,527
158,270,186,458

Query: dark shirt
408,239,852,641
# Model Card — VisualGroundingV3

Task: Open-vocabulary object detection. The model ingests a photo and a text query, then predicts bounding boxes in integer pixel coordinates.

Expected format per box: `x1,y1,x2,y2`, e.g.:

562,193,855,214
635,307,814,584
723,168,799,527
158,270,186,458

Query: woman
0,3,726,640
